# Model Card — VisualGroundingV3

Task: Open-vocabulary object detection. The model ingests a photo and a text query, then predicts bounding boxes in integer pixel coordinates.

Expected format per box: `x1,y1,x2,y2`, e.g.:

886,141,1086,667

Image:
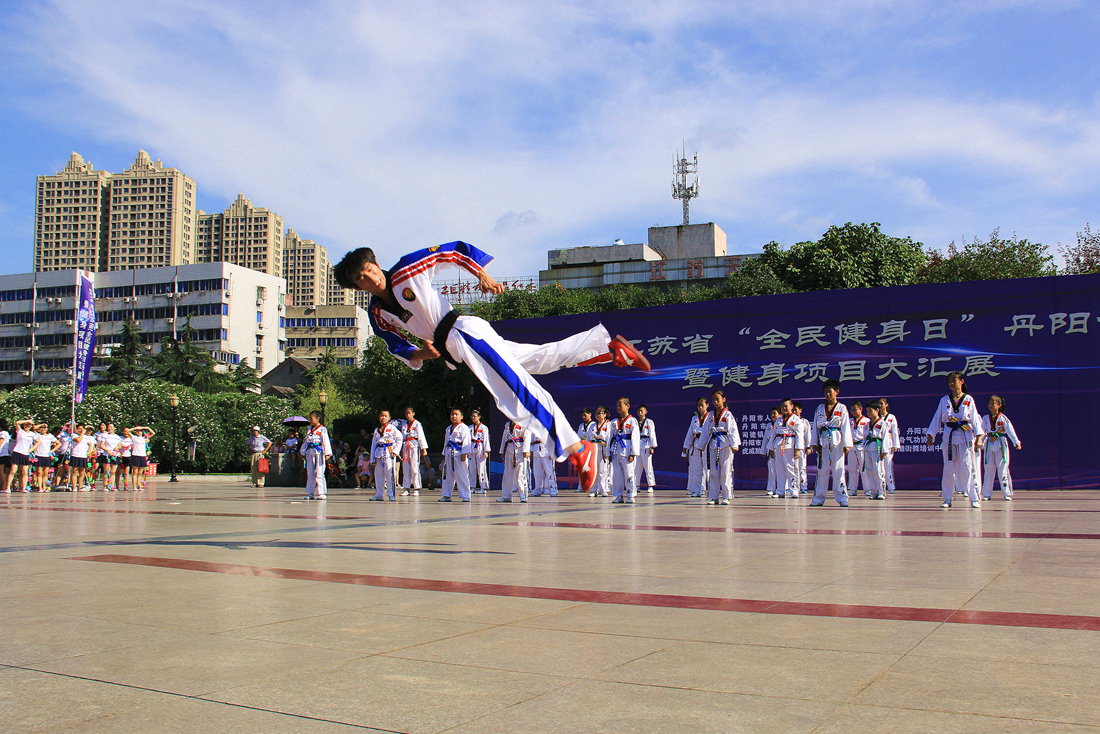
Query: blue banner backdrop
490,273,1100,491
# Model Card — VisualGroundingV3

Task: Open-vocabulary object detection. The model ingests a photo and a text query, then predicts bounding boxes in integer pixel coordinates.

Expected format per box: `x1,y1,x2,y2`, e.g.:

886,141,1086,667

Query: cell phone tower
672,143,699,226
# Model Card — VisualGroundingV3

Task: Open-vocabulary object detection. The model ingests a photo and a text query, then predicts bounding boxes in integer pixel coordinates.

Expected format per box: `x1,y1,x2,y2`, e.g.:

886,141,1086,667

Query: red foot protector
569,441,598,492
609,335,651,372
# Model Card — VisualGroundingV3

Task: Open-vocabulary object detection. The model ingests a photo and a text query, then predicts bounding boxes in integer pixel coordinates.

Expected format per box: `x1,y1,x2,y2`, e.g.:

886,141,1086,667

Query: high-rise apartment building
283,229,334,306
107,150,197,270
194,193,284,278
34,152,111,273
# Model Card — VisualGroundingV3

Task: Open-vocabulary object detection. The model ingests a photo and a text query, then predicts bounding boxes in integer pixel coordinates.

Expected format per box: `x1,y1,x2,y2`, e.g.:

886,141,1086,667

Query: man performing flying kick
333,241,651,492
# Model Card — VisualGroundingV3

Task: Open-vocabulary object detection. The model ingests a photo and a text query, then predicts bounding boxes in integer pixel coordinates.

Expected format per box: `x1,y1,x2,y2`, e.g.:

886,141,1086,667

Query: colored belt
433,309,461,368
946,419,971,460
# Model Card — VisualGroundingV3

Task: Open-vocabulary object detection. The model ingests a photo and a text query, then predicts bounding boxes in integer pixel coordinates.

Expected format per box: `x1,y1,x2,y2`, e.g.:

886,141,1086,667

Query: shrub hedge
0,381,294,473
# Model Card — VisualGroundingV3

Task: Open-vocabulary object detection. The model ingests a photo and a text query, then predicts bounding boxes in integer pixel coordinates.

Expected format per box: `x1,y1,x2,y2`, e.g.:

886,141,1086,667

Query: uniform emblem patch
428,245,440,252
402,287,416,302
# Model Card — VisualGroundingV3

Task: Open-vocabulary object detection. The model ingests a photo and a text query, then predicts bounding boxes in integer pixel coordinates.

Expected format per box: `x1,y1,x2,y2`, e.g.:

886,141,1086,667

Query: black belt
433,309,460,367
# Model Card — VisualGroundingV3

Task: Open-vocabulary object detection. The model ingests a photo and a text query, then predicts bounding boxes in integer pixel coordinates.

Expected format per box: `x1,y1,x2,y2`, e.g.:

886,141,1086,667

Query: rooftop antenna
672,141,699,226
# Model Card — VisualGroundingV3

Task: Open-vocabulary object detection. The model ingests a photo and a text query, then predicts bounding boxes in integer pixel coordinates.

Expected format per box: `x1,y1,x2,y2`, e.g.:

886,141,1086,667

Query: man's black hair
333,248,378,290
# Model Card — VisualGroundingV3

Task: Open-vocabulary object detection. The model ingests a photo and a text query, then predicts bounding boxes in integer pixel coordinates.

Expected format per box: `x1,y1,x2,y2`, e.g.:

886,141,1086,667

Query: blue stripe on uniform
458,332,563,457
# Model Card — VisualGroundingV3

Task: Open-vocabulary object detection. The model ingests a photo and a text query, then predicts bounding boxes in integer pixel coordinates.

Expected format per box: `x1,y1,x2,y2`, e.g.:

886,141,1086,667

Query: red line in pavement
70,554,1100,632
500,521,1100,540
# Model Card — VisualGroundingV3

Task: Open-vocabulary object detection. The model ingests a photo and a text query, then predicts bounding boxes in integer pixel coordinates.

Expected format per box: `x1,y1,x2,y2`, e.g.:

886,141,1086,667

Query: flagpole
71,269,80,433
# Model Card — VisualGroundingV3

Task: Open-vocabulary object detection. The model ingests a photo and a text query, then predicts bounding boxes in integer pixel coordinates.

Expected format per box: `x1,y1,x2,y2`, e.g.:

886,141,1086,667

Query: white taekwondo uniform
401,419,428,490
529,433,557,496
300,424,332,499
797,415,812,493
763,417,778,496
848,415,870,496
609,414,640,503
499,422,531,502
590,419,612,497
682,412,709,497
368,241,612,462
635,417,657,490
811,402,854,505
926,393,985,506
701,407,740,503
882,411,900,492
370,422,402,500
773,414,804,498
468,421,491,492
981,413,1020,500
441,422,472,501
861,417,892,500
575,420,595,491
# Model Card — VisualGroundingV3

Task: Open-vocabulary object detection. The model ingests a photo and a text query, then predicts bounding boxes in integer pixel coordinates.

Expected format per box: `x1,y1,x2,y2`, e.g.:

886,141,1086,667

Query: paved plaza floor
3,479,1099,733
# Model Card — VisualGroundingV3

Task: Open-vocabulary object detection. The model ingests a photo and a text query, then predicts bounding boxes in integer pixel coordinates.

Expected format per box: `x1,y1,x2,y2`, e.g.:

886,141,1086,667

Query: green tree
102,318,149,384
760,222,927,291
1058,224,1100,275
720,257,793,297
918,228,1055,283
147,317,218,389
230,359,261,394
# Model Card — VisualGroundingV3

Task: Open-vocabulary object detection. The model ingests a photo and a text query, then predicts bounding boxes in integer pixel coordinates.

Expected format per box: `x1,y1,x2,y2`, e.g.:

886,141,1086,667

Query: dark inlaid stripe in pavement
500,521,1100,541
71,554,1100,631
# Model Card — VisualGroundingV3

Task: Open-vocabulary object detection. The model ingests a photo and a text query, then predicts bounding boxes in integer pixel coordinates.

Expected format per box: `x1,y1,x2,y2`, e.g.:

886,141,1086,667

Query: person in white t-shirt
92,422,109,488
31,424,59,493
117,428,134,491
128,426,154,491
6,419,36,492
98,424,124,492
0,418,11,493
68,425,97,491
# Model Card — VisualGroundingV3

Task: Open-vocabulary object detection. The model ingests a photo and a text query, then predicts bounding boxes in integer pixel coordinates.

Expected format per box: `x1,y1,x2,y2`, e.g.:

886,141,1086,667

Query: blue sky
1,0,1098,277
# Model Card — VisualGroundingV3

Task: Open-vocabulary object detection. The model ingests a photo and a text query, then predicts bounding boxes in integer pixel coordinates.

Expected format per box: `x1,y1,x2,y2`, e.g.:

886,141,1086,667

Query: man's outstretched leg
447,317,646,492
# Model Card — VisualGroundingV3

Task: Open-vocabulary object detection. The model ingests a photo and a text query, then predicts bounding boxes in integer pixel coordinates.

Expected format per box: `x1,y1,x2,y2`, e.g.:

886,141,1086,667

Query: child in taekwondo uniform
682,397,710,498
925,371,985,509
400,406,428,496
763,406,780,496
771,398,804,499
810,379,853,507
861,400,892,500
635,404,658,492
609,397,640,504
847,401,869,497
440,408,473,502
300,411,333,500
701,389,740,504
498,420,532,502
369,409,403,501
792,402,811,494
575,408,595,492
590,407,613,497
529,432,558,497
468,409,491,494
879,398,901,493
982,395,1021,501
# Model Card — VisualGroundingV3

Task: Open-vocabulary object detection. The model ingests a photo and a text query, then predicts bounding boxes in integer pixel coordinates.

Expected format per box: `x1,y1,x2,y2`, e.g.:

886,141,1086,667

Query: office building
282,304,371,366
282,229,334,306
0,263,286,386
34,152,112,273
107,150,197,270
540,223,756,291
195,193,284,278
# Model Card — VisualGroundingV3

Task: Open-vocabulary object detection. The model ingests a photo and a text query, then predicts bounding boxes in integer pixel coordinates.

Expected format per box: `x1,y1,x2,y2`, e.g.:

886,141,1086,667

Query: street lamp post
169,394,179,483
318,389,328,426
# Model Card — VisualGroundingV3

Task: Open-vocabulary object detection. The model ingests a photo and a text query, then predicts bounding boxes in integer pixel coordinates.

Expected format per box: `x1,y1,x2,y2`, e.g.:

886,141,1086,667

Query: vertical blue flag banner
492,273,1100,490
74,270,96,403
